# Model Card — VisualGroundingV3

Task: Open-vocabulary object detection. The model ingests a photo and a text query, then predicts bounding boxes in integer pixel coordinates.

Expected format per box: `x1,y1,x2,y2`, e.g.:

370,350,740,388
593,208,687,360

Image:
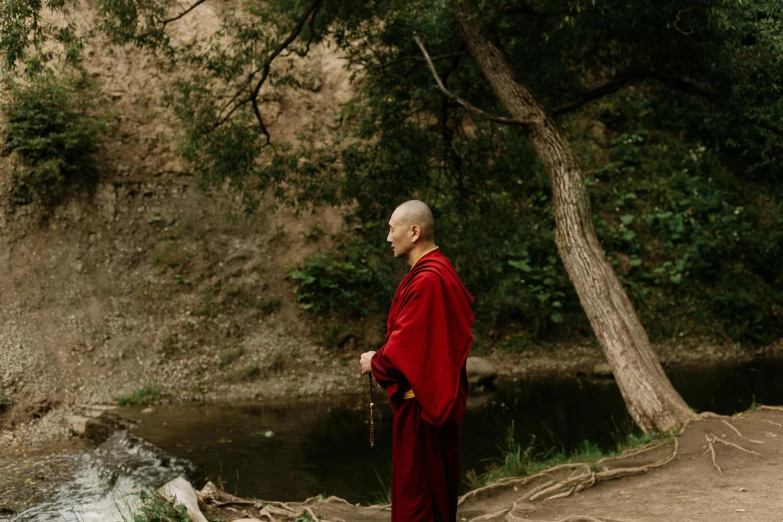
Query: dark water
123,358,783,504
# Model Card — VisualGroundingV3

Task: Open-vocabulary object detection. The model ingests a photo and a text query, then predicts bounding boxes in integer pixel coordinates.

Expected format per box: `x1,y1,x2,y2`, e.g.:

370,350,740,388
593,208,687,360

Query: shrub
2,70,108,207
125,491,190,522
0,393,11,410
114,382,162,406
288,236,395,319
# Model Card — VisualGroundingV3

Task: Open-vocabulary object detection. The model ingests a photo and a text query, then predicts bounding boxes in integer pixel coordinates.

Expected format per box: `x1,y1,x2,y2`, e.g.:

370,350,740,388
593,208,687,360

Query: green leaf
508,260,533,272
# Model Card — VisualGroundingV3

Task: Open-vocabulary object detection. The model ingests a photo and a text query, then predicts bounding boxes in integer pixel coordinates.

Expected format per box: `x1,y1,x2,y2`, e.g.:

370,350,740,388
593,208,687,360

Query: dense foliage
2,0,781,346
280,0,783,346
2,71,108,207
288,234,396,318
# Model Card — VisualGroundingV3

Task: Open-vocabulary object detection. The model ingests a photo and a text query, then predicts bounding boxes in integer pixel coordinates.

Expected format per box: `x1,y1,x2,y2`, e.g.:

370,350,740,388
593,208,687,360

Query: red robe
371,249,474,522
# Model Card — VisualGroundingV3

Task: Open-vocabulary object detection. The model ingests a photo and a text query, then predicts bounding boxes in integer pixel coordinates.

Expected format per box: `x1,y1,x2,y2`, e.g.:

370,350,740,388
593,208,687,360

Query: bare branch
247,0,324,136
357,52,468,71
552,69,783,140
207,0,325,136
160,0,208,27
552,69,717,116
413,32,523,126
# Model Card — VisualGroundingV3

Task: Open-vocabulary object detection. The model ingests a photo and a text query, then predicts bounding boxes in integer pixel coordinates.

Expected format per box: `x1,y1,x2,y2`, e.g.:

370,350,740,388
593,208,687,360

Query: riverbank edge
1,338,782,450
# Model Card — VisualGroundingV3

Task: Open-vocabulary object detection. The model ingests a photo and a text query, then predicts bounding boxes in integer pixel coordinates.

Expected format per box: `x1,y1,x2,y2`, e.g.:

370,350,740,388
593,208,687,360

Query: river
5,358,783,520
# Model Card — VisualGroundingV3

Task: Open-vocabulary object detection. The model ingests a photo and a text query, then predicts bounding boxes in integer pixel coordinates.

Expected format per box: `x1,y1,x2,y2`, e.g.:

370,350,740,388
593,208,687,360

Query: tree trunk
451,0,696,432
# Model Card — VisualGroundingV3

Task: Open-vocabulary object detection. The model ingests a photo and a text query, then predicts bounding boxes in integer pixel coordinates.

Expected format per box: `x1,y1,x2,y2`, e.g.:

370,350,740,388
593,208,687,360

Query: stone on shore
466,357,498,387
158,476,209,522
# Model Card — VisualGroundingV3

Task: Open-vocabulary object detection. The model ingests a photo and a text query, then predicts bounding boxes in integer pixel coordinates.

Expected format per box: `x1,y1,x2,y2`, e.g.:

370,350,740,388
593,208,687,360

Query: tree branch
208,0,325,137
413,32,523,126
357,52,468,71
160,0,208,27
552,69,718,116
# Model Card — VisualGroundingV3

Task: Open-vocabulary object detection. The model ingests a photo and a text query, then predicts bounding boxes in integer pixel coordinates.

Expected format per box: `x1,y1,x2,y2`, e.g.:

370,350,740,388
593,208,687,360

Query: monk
360,200,474,522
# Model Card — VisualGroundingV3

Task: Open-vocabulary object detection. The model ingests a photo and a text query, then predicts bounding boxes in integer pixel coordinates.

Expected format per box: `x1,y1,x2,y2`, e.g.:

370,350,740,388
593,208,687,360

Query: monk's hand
360,351,376,374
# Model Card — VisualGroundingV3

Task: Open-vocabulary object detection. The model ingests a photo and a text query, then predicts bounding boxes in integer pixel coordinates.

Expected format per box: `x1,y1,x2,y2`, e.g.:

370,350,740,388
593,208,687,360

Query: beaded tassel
368,373,375,447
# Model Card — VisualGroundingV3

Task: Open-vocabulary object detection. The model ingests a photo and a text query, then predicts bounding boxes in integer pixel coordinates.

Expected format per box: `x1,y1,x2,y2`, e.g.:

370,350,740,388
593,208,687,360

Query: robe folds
371,249,474,522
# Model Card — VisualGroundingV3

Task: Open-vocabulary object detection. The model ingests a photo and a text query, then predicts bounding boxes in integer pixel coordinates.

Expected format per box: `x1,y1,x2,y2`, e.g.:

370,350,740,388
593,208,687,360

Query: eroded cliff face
0,1,371,445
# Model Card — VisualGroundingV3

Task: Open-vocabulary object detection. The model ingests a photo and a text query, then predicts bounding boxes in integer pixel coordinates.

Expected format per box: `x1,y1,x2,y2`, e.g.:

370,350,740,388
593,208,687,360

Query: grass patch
241,364,262,381
257,296,281,315
0,393,11,410
151,240,188,269
114,382,162,407
219,347,246,368
465,423,678,490
364,468,392,506
114,490,190,522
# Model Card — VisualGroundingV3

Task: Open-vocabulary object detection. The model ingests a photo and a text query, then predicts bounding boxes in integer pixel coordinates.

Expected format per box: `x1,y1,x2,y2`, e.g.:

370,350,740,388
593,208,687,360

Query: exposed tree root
595,439,664,465
458,464,586,507
705,434,722,475
762,419,783,428
460,438,679,518
702,432,763,475
201,491,355,522
532,440,678,504
759,406,783,412
709,434,761,456
504,514,640,522
720,419,764,444
467,508,511,521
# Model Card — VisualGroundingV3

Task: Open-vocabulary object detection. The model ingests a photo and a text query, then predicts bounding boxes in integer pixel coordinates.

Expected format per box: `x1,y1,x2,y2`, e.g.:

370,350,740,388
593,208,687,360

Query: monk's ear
410,224,421,243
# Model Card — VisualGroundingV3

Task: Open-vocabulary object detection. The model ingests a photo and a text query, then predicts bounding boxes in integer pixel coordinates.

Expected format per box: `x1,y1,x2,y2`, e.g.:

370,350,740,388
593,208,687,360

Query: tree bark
450,0,696,432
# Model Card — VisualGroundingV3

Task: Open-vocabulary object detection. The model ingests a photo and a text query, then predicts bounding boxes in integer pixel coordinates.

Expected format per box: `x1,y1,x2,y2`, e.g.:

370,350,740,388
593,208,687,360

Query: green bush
2,70,108,207
114,382,162,407
128,491,190,522
288,235,395,319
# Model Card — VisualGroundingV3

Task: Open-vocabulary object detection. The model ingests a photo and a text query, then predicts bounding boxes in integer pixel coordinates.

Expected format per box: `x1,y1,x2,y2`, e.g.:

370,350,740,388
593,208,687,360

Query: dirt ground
198,407,783,522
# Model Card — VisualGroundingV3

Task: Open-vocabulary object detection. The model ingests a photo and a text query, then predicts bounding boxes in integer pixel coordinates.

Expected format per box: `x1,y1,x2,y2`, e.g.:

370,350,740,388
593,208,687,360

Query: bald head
387,200,436,265
392,200,435,241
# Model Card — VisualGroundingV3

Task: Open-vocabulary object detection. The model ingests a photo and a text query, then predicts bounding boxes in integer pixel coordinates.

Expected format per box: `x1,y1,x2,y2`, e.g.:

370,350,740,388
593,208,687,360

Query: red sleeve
370,349,406,394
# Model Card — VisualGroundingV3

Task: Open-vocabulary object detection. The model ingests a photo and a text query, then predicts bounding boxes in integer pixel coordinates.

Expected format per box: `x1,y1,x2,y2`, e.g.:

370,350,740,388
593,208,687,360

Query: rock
67,415,89,436
466,357,498,387
158,476,209,522
592,363,613,377
198,480,246,504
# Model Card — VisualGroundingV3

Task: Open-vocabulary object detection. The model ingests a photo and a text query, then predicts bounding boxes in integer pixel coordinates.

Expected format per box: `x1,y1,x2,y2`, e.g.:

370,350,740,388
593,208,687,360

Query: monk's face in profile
387,209,418,259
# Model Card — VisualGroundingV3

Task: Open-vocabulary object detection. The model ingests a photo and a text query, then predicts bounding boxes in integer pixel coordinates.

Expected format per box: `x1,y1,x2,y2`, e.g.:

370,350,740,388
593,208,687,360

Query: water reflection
125,358,783,503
